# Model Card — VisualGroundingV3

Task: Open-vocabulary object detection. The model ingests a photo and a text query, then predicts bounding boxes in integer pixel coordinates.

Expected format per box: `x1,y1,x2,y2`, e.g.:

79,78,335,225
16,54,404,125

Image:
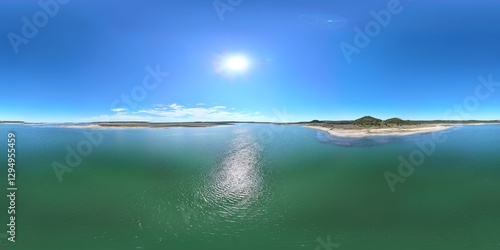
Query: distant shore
305,124,454,138
60,122,233,129
4,119,499,135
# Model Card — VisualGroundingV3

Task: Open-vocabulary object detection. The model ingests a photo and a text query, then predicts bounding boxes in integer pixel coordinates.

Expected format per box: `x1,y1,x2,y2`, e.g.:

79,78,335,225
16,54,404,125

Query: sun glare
224,56,249,72
214,53,251,79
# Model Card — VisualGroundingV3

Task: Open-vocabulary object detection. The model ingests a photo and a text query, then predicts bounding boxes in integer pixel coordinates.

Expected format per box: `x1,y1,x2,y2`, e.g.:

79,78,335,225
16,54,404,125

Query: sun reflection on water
205,127,263,217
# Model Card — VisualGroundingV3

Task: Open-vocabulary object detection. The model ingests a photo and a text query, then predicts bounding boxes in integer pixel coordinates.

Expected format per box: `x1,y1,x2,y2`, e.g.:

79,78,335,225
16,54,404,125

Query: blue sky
1,0,500,122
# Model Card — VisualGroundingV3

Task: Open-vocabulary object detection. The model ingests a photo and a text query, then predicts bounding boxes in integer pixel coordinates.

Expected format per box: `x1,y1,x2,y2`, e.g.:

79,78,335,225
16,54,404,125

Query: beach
60,124,104,129
59,122,233,129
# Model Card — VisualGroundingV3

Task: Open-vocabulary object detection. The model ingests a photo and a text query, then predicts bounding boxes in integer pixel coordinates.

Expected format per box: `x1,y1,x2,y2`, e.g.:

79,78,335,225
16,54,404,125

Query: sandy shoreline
59,123,233,129
60,124,105,129
305,124,454,138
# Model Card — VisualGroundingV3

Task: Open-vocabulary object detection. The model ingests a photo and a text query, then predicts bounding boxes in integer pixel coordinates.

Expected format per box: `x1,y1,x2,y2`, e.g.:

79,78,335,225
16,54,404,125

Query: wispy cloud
81,104,275,122
169,103,183,110
110,108,127,113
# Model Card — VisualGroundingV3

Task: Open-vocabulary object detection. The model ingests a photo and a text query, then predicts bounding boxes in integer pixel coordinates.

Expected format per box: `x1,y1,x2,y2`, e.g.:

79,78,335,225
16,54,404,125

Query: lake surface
1,124,499,249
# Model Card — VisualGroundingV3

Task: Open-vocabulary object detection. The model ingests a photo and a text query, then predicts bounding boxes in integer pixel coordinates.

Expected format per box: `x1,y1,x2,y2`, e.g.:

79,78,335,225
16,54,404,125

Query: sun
224,56,249,72
214,53,251,79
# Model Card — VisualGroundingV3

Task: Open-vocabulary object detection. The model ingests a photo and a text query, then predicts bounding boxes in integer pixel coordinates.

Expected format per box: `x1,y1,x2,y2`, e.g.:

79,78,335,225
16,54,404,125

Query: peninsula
304,116,500,138
60,121,233,129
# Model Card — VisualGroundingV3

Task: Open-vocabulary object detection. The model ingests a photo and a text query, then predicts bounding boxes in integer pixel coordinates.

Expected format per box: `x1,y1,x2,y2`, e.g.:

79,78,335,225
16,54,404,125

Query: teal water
1,124,500,249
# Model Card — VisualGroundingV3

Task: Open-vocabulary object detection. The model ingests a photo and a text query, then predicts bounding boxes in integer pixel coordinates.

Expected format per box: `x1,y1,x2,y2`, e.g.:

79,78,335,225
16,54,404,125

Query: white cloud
153,104,168,108
110,108,127,112
169,103,183,110
80,104,279,122
137,105,266,121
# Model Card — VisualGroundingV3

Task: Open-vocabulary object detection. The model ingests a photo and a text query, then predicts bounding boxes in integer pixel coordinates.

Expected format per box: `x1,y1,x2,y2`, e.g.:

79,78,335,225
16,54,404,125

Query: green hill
353,116,382,126
382,118,414,126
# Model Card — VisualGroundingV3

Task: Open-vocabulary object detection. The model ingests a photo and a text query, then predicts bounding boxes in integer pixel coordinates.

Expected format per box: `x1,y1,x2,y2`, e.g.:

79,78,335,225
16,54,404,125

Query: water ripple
204,127,263,223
